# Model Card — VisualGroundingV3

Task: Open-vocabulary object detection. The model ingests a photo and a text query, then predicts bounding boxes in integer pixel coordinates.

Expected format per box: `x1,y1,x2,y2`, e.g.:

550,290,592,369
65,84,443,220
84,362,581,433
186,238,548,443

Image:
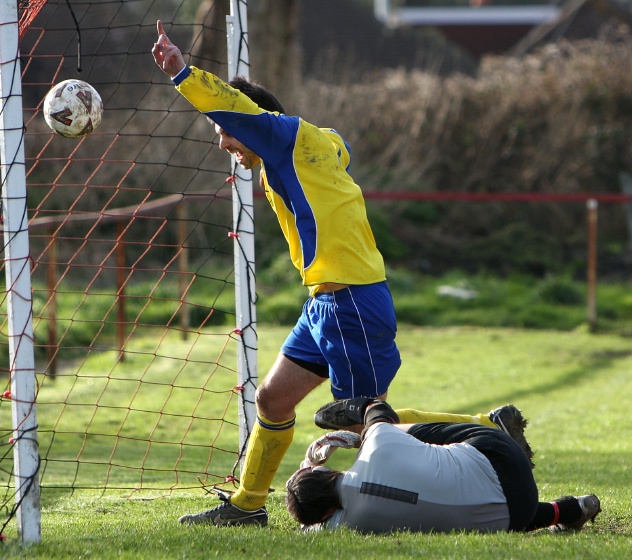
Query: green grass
391,271,632,332
2,324,631,558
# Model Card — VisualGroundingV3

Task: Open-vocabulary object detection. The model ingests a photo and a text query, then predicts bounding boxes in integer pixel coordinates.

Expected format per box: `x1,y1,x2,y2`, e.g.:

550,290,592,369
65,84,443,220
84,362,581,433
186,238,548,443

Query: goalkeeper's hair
229,76,286,114
285,468,341,526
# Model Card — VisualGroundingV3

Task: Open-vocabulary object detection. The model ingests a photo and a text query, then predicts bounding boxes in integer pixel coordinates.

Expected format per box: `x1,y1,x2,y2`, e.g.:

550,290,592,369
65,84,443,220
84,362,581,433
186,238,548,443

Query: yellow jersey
174,66,386,296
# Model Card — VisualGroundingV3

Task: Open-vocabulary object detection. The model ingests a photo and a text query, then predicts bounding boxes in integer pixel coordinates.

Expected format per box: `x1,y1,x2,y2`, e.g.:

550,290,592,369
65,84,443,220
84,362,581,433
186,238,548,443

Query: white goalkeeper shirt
325,423,510,533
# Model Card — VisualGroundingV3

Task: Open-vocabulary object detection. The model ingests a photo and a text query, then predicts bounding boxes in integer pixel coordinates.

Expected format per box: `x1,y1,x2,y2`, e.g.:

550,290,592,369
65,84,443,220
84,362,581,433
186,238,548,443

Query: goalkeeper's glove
300,430,361,468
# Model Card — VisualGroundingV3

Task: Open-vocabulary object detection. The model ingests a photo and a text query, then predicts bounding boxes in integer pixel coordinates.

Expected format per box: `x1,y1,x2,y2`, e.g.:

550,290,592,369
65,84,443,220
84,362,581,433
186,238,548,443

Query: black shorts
407,422,538,531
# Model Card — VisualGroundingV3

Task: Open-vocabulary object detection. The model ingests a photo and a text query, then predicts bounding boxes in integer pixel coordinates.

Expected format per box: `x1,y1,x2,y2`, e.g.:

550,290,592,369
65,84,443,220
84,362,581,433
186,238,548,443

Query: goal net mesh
1,0,255,536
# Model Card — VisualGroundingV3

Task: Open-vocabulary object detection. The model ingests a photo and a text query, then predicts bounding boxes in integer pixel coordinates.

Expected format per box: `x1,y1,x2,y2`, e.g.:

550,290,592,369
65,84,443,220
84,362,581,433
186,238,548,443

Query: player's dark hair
285,468,341,526
229,76,285,114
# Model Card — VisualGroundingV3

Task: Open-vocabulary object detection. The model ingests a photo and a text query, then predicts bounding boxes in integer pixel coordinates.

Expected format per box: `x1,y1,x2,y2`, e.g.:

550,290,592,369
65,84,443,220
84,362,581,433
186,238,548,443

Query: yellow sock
395,408,497,428
230,414,295,510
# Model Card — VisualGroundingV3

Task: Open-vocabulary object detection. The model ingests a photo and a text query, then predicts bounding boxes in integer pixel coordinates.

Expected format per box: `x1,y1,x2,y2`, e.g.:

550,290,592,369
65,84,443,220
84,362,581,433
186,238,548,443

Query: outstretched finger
156,20,171,46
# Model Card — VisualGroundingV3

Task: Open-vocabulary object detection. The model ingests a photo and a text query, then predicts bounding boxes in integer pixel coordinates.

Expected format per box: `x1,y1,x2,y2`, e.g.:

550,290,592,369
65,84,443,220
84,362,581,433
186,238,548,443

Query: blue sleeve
210,110,299,167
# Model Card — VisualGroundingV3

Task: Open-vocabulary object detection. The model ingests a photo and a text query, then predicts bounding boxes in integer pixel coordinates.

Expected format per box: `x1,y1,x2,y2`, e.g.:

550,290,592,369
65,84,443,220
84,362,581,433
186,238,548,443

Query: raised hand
152,20,186,77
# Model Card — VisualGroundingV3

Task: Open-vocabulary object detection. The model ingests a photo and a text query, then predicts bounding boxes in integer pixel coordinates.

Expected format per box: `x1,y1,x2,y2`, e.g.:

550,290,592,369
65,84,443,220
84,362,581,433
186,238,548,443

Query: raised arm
152,20,186,78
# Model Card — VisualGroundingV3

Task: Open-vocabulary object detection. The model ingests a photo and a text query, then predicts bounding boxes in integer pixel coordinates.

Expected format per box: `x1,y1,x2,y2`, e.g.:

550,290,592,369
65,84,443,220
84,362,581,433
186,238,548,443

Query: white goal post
0,0,41,544
227,0,259,473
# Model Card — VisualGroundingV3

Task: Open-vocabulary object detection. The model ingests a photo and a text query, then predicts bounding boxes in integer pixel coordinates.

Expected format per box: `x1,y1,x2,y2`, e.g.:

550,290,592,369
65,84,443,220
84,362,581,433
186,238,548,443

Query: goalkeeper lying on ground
285,399,600,534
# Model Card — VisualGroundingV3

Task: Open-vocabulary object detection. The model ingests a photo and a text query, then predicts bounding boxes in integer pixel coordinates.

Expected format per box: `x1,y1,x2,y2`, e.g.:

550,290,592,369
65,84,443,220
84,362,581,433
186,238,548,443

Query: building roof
374,0,632,57
510,0,632,55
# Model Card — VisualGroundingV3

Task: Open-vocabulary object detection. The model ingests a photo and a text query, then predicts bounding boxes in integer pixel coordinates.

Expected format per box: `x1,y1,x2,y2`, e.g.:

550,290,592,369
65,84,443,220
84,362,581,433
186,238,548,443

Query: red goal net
1,0,257,541
18,0,49,39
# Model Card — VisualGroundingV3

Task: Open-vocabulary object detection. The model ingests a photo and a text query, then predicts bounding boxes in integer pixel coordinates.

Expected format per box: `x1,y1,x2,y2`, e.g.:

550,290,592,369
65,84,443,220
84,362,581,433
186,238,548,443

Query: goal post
0,0,258,544
227,0,259,470
0,0,42,544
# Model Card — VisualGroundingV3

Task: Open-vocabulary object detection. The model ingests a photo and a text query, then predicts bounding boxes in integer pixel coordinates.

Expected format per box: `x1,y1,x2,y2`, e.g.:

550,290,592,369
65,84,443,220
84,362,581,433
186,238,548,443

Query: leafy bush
289,38,632,278
536,276,585,306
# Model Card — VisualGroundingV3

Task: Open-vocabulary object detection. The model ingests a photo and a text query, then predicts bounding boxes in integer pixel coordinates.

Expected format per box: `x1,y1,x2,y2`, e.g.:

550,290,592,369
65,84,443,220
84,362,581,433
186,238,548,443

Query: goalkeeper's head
285,466,342,526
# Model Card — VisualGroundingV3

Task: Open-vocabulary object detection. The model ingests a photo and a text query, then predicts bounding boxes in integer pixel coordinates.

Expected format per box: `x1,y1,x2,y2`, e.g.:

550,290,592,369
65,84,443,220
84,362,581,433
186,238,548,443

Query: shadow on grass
459,348,632,415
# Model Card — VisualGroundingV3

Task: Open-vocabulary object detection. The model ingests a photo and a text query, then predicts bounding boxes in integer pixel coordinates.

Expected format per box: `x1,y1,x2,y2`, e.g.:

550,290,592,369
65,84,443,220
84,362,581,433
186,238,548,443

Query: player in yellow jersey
153,20,406,526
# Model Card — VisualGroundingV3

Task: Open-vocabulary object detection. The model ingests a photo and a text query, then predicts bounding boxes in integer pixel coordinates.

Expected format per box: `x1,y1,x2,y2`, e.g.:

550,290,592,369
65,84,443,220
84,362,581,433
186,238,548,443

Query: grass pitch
2,325,631,559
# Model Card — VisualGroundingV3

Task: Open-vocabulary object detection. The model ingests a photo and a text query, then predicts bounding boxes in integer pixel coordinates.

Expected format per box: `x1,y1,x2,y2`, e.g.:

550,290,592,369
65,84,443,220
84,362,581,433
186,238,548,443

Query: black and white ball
43,79,103,139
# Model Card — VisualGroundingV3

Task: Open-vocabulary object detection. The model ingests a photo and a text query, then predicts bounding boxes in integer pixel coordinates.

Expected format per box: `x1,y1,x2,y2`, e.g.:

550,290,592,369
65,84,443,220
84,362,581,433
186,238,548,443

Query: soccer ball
43,79,103,139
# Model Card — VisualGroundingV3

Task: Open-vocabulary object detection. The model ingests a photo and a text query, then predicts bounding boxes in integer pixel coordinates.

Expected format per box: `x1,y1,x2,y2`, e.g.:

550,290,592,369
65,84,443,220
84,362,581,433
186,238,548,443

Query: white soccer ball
43,79,103,139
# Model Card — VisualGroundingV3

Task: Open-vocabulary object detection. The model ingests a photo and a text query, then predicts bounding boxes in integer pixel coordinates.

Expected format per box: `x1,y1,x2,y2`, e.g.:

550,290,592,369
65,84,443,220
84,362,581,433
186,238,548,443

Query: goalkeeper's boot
549,494,601,532
178,489,268,526
314,397,377,429
488,404,535,469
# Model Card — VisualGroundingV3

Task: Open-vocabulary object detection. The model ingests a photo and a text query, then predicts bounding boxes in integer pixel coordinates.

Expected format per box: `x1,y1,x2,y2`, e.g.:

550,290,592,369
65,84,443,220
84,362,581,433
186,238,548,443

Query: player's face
214,124,261,170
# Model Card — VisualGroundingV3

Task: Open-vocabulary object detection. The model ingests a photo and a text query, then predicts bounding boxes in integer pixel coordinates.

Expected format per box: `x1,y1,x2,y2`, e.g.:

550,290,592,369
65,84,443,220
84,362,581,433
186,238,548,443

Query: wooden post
47,231,57,378
619,171,632,248
116,222,126,360
586,199,598,332
177,203,190,339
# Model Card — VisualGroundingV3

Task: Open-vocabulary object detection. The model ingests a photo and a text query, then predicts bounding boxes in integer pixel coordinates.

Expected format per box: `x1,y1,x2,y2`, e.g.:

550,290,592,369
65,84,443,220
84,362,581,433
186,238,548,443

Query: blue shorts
281,281,401,399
